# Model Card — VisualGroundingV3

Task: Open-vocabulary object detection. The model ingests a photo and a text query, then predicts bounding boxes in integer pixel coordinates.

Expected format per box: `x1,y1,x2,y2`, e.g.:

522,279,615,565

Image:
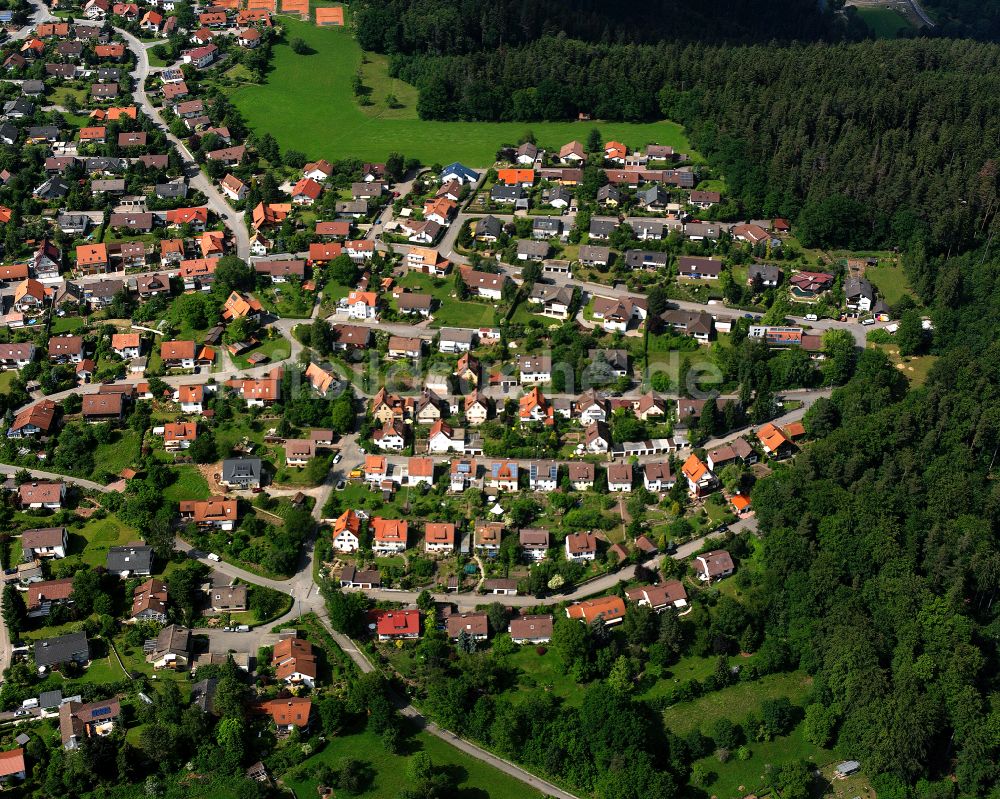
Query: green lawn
65,515,142,568
691,722,833,799
506,645,583,706
94,429,142,478
865,262,914,307
51,316,85,334
163,464,212,502
232,335,291,370
855,5,913,38
396,271,496,328
661,671,814,736
258,283,315,319
232,19,695,164
284,725,544,799
0,370,17,393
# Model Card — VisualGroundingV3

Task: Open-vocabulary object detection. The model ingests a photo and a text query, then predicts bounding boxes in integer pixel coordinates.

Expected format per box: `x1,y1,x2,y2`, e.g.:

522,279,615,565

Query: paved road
0,464,109,492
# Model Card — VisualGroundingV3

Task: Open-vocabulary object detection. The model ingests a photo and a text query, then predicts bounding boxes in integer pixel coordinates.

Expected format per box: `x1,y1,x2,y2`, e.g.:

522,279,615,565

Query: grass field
71,516,141,567
866,262,914,306
162,464,211,501
870,342,937,387
285,725,544,799
855,5,913,38
691,722,833,799
232,18,695,164
397,271,497,328
661,671,814,736
232,335,291,370
51,316,85,334
94,429,142,477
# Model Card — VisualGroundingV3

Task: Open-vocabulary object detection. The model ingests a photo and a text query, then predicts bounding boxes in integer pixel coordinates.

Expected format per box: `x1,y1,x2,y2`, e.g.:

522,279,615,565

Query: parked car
805,313,818,321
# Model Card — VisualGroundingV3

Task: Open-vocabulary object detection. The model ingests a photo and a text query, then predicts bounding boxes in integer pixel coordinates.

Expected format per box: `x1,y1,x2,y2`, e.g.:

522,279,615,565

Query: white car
861,318,876,326
804,313,818,321
207,552,221,562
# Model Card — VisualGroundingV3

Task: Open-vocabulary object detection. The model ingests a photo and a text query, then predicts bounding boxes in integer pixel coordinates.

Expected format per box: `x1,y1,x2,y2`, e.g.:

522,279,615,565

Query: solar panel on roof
91,706,111,717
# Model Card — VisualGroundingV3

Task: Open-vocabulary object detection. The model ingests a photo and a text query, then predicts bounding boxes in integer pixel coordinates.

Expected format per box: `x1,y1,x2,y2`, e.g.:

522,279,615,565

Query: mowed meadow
231,18,694,165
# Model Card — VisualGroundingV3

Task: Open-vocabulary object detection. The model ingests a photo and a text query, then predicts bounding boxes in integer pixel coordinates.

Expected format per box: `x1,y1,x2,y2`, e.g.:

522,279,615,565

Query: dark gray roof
844,276,874,301
518,240,550,257
628,219,665,237
106,545,154,574
532,217,561,233
27,126,60,141
155,182,188,199
589,348,629,371
84,157,127,173
3,98,34,116
34,631,88,668
35,177,69,199
490,185,523,203
624,249,668,269
639,184,669,205
222,457,262,483
597,184,620,201
749,263,781,283
39,689,63,708
589,218,618,237
21,80,45,95
0,123,16,143
476,215,503,238
191,678,218,714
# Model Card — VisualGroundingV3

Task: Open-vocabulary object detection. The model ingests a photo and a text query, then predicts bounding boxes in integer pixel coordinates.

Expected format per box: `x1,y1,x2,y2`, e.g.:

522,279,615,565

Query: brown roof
508,614,553,640
21,526,66,548
178,497,238,524
446,612,488,638
131,578,168,617
424,522,455,545
607,462,632,484
82,392,123,417
260,697,311,727
565,531,597,555
566,596,626,623
161,340,196,360
19,482,63,505
111,332,140,349
27,577,74,609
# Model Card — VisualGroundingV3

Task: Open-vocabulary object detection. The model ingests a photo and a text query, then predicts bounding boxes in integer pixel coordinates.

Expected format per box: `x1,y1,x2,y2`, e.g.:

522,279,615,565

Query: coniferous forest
349,1,1000,795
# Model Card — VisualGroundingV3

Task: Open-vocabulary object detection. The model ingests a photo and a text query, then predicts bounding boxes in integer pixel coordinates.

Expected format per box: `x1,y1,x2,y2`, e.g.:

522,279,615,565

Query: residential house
160,340,196,369
371,517,407,555
27,578,74,617
567,462,595,490
0,343,35,370
131,578,168,622
584,421,611,453
387,336,423,360
590,295,647,333
508,614,553,644
517,354,551,384
406,456,434,487
681,454,715,496
474,521,503,557
272,637,317,688
677,256,722,280
34,631,89,669
626,581,688,612
19,482,65,510
21,526,68,560
706,438,757,471
528,460,559,492
749,263,781,287
178,497,238,530
439,328,475,353
510,526,551,564
146,624,192,669
643,461,674,492
757,422,795,458
111,333,141,359
424,522,455,554
373,419,406,451
106,545,153,577
461,269,507,300
449,458,478,492
260,698,312,732
371,609,420,641
446,612,488,641
7,401,57,439
332,510,362,553
565,531,598,561
220,458,263,489
692,550,735,582
566,596,626,625
607,462,633,492
487,461,518,491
